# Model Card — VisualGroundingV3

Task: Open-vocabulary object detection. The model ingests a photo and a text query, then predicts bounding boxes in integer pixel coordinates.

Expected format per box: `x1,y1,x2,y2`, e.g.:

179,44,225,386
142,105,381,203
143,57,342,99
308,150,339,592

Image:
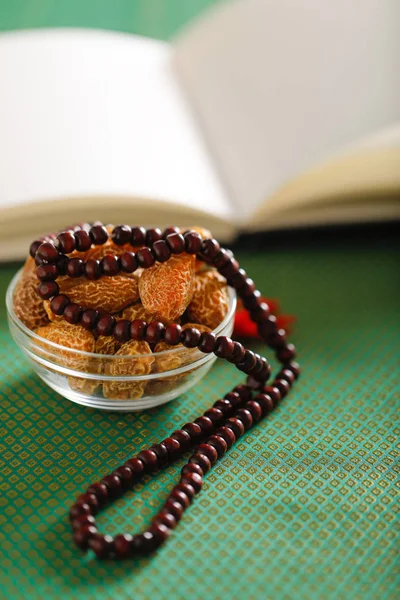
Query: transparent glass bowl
6,270,236,411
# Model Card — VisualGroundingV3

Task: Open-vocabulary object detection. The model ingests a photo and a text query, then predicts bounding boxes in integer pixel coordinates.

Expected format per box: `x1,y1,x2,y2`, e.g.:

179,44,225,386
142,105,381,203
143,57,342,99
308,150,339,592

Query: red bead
85,259,101,280
37,241,59,262
225,417,245,438
213,399,233,416
170,488,191,508
29,240,43,258
71,514,96,531
175,482,196,501
101,254,120,276
218,258,240,280
137,449,159,472
207,435,228,457
200,238,220,260
80,309,99,330
184,231,202,253
124,457,145,479
236,408,253,430
163,500,184,521
166,233,185,254
227,342,245,364
119,252,138,273
233,384,252,401
198,332,216,353
146,228,163,246
131,226,147,246
66,257,84,278
203,407,224,425
37,281,60,300
55,254,68,275
236,350,257,373
215,426,236,449
149,443,169,468
171,429,192,451
189,453,211,473
278,368,296,385
277,344,297,363
263,385,281,405
114,466,134,489
162,437,181,460
240,278,257,298
63,303,82,324
196,443,218,464
146,321,166,344
152,240,171,263
74,229,92,252
274,379,291,398
242,290,262,311
288,362,301,379
37,263,58,281
86,482,108,505
89,534,114,559
254,393,274,416
112,225,132,245
181,472,202,493
163,226,180,238
224,391,242,409
214,336,234,359
182,422,203,442
114,319,131,343
114,533,134,559
76,493,99,513
95,315,116,337
130,319,147,341
266,329,287,349
101,474,122,498
258,315,278,338
50,294,69,315
153,510,177,530
213,249,231,270
69,503,91,521
136,247,156,268
180,327,201,348
73,525,98,551
149,523,170,548
194,416,214,436
246,400,263,422
89,225,108,245
181,462,204,478
164,323,182,345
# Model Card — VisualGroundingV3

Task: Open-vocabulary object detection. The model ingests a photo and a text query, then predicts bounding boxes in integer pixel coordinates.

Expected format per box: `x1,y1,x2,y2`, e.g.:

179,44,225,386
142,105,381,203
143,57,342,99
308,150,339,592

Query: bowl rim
6,268,237,360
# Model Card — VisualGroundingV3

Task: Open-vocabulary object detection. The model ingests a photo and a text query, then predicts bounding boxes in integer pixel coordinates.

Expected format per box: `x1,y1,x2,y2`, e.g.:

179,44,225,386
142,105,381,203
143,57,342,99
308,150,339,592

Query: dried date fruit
139,254,195,322
119,302,180,325
68,335,118,395
187,270,229,329
103,340,154,400
13,271,49,331
35,321,95,371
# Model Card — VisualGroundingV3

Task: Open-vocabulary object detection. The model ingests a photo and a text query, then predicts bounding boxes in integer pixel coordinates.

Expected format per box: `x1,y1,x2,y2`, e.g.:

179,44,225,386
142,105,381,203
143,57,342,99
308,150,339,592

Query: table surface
0,3,399,600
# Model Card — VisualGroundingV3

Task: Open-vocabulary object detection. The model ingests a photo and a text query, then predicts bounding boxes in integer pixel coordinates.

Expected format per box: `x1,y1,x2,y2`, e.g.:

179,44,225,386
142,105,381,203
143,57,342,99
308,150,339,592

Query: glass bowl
6,270,236,411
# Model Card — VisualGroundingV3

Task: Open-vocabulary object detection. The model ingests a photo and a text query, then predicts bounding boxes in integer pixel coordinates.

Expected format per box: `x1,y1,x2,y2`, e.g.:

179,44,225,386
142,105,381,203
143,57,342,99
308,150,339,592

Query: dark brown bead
236,408,253,430
164,323,182,345
194,416,214,436
101,473,122,498
163,500,184,521
153,510,177,530
242,290,262,311
182,422,203,442
213,249,231,270
74,229,92,252
203,407,224,425
263,385,281,405
37,280,60,300
114,533,134,559
55,254,69,276
119,252,138,273
171,429,192,451
113,466,134,489
162,437,181,460
170,488,191,508
215,426,236,449
89,534,114,559
278,368,296,385
181,472,202,493
149,523,170,548
258,315,278,338
95,315,116,337
207,435,228,457
80,309,99,330
101,254,120,276
233,383,253,398
246,400,263,423
213,398,233,416
136,247,156,268
63,303,82,324
200,238,220,260
37,263,58,281
76,493,99,513
274,379,291,398
130,319,147,340
146,321,166,344
114,319,131,343
196,443,218,464
218,258,240,279
225,417,245,438
189,453,211,473
198,332,216,353
277,344,297,363
124,457,145,480
166,232,185,254
287,362,301,379
181,462,204,478
30,239,43,258
37,241,59,262
266,328,287,349
240,278,257,298
85,258,101,280
86,482,108,505
146,227,163,246
180,327,201,348
149,443,169,468
71,514,96,531
255,393,274,415
34,253,45,267
89,225,108,245
227,341,245,364
163,226,181,238
66,257,84,278
175,482,196,501
184,231,202,254
251,302,272,324
236,350,257,373
224,391,242,409
214,336,234,359
137,449,159,472
73,525,98,551
112,225,132,245
69,503,91,520
228,268,248,289
50,294,69,316
152,239,171,263
131,226,147,246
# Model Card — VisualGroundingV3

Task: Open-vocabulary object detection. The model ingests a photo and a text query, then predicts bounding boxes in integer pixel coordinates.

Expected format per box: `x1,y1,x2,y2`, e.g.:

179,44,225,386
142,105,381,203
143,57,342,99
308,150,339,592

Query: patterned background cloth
0,3,399,600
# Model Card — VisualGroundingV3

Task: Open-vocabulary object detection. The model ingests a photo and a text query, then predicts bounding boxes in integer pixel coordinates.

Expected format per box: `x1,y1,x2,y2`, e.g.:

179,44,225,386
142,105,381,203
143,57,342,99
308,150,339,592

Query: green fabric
0,3,399,599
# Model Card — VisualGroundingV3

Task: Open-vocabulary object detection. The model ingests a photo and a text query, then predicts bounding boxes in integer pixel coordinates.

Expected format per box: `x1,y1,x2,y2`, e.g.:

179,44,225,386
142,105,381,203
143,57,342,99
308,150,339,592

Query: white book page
0,29,232,238
173,0,400,221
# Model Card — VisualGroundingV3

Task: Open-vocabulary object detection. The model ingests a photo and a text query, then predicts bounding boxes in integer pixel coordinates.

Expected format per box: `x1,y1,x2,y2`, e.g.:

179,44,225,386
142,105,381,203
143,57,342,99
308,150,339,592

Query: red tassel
233,297,295,339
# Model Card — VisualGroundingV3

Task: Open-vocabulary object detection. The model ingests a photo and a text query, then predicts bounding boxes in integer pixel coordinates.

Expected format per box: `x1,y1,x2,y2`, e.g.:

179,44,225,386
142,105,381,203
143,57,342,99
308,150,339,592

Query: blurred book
0,0,399,260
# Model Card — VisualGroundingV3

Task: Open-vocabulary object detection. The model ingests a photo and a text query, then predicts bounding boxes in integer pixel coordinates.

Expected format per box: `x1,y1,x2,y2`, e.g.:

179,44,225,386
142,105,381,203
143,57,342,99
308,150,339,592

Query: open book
0,0,399,260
